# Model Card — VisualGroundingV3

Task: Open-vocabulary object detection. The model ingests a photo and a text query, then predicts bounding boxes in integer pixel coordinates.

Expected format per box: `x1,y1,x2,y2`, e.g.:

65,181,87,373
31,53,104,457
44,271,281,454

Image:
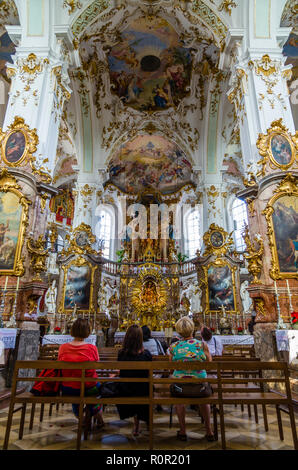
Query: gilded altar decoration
63,1,82,15
59,256,97,314
218,1,237,16
0,169,31,276
0,116,38,167
27,235,49,281
130,264,167,329
50,189,74,226
242,225,264,284
202,224,234,258
61,223,97,256
203,259,237,314
256,119,298,176
263,174,298,280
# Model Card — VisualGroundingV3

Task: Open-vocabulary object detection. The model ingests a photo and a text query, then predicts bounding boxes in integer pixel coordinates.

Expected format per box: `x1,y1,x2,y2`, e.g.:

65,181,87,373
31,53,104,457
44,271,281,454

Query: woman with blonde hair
168,316,214,441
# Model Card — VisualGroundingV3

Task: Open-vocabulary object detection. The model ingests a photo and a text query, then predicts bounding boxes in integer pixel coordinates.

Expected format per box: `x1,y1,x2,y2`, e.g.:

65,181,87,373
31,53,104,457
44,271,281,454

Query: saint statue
188,281,202,313
240,280,253,314
45,280,57,314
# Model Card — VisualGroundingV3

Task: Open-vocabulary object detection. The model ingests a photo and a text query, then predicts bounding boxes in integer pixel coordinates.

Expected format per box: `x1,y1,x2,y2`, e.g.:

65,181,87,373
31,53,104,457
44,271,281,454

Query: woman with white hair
168,316,214,441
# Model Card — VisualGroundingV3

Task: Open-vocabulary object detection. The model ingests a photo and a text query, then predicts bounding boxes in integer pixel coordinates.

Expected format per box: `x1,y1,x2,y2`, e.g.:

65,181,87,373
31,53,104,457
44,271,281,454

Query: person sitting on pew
201,327,223,356
117,324,152,436
142,325,165,356
58,318,103,427
168,316,214,442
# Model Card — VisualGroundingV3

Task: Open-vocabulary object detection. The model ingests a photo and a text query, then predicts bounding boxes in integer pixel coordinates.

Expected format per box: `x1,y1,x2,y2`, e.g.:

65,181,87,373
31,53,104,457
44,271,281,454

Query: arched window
56,234,64,253
232,198,248,251
97,210,112,258
185,209,201,258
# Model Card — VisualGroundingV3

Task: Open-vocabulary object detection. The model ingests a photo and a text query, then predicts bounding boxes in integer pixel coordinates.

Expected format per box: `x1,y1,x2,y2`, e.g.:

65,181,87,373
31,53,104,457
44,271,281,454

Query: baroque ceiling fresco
107,134,192,194
77,2,221,174
107,17,192,112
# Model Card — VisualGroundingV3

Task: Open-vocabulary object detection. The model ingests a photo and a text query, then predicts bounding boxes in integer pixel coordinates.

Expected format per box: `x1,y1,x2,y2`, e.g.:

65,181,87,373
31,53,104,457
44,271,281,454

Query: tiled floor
0,404,296,450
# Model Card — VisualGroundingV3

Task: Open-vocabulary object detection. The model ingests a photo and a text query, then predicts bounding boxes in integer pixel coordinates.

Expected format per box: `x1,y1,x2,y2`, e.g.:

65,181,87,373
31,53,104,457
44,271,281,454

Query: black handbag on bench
170,382,213,398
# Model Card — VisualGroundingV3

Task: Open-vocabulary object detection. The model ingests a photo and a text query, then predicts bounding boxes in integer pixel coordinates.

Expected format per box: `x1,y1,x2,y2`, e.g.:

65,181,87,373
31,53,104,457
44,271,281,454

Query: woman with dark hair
58,318,103,426
142,325,165,355
201,327,223,356
117,324,152,436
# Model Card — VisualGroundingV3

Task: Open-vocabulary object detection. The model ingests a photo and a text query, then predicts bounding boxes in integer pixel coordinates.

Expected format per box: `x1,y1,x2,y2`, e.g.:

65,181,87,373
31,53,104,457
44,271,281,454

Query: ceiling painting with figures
107,17,192,112
107,134,192,194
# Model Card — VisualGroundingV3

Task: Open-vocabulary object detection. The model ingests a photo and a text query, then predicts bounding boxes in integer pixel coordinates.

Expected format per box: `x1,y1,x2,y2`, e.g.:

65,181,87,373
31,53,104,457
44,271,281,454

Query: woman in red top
58,318,102,424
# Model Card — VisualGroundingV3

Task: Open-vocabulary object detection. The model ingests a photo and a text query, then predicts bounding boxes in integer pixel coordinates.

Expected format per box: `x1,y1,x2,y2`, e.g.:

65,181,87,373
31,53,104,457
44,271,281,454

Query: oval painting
270,134,293,167
4,131,26,165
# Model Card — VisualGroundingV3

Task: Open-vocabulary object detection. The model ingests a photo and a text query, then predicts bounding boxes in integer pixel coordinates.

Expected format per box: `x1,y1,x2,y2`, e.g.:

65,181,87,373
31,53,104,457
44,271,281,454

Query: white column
4,0,72,177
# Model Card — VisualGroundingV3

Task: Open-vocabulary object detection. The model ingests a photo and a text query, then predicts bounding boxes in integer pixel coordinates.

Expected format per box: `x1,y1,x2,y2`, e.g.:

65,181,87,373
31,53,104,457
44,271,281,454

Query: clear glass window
186,210,201,258
97,211,112,258
232,198,248,251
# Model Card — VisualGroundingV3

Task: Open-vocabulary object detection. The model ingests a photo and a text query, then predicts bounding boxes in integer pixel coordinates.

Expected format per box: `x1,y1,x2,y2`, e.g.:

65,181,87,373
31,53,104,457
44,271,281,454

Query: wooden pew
3,360,297,451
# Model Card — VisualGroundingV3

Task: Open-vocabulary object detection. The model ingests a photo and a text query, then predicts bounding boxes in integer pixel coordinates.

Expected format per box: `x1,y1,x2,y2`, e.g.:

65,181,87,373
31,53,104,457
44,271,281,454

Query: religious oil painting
64,264,91,311
207,264,235,312
4,131,26,165
108,17,192,112
270,134,293,168
0,191,22,272
108,134,192,194
0,32,15,80
271,195,298,274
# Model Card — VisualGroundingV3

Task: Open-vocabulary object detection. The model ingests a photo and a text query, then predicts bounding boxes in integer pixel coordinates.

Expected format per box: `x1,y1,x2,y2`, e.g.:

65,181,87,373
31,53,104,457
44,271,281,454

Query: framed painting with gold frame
0,116,38,168
59,256,97,314
263,175,298,280
203,259,237,314
0,169,31,276
269,133,295,170
257,119,298,176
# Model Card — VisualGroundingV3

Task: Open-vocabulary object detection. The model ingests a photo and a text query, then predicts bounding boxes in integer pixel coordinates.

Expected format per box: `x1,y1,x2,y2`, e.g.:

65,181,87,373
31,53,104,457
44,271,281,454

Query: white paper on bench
42,334,97,345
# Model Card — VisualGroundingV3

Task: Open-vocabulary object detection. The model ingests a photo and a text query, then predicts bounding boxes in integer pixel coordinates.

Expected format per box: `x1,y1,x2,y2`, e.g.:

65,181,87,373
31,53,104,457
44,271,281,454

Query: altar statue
45,280,57,314
188,281,202,313
240,280,253,313
141,280,158,305
180,292,190,313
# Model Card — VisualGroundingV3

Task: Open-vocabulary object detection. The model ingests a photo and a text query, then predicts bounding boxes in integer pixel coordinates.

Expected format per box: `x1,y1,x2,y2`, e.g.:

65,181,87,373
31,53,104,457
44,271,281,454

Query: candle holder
0,286,7,328
275,292,287,330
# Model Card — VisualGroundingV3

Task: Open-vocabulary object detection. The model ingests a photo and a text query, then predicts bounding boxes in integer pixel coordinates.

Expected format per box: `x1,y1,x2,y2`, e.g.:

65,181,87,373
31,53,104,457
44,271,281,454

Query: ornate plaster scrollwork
61,223,97,257
17,53,49,87
218,1,237,16
63,0,82,15
248,55,290,112
242,225,264,284
27,235,49,281
228,68,247,123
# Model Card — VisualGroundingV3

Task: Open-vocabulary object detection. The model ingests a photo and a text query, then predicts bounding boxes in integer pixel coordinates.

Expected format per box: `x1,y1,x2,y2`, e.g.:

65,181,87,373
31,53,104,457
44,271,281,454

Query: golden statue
141,280,158,305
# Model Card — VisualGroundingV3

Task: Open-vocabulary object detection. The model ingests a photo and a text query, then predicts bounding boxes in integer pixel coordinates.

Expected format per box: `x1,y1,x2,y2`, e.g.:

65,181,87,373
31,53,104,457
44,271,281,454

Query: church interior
0,0,297,452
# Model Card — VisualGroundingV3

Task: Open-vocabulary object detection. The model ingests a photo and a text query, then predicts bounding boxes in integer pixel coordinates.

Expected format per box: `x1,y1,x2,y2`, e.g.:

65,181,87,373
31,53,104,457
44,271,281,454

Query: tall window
185,210,201,258
97,210,112,258
232,198,248,251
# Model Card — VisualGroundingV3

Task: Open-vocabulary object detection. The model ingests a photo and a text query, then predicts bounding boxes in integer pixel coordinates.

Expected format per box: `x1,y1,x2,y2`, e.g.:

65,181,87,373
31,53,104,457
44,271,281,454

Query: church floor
0,404,296,450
